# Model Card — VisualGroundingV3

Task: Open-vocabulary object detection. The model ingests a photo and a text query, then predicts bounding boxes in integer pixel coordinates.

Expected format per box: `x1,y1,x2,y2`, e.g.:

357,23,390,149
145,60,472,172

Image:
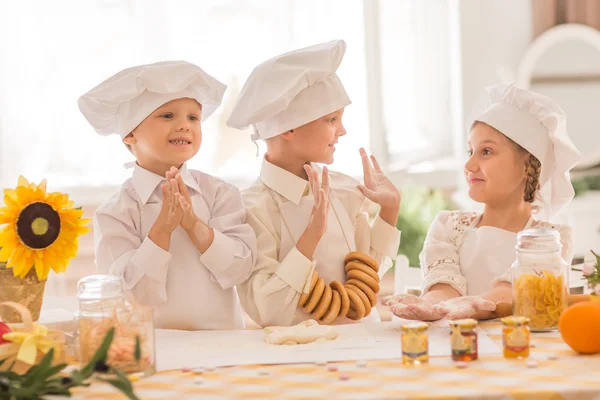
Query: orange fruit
558,300,600,354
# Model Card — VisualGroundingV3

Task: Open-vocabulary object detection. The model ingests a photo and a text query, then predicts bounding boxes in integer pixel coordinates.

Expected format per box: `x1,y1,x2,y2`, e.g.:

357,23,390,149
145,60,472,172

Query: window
373,0,458,169
0,0,459,198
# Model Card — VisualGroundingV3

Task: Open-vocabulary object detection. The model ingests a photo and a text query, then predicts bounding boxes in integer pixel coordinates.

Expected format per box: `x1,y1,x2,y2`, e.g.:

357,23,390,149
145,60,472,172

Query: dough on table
264,319,339,345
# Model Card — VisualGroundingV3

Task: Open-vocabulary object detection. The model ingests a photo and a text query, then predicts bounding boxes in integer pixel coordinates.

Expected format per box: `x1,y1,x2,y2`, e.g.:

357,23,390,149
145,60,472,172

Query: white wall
458,0,533,142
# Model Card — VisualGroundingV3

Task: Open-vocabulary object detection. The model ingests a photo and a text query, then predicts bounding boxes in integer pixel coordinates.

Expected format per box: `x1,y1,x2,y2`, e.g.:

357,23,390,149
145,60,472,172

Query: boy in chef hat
78,60,257,330
384,82,581,321
226,40,402,327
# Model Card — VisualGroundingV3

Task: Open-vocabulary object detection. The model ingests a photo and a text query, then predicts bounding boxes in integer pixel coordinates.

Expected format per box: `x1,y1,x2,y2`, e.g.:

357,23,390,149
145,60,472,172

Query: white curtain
378,0,455,167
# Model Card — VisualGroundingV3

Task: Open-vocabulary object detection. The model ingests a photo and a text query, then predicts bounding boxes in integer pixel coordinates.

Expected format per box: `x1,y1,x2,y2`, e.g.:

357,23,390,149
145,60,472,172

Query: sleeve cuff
275,246,315,293
199,229,236,288
490,270,512,289
130,237,172,284
371,214,401,258
421,274,467,296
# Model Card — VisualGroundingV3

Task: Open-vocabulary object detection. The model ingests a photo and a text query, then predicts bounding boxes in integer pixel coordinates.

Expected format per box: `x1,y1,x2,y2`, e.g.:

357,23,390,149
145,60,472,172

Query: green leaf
134,335,141,362
591,250,600,265
80,327,115,378
68,369,85,386
8,385,37,398
22,348,55,387
0,327,140,400
96,377,140,400
38,363,68,382
111,368,134,392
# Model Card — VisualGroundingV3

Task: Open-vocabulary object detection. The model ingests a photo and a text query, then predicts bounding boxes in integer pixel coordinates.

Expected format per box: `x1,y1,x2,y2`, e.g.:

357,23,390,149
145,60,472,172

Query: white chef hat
473,82,582,220
226,39,351,140
78,60,226,138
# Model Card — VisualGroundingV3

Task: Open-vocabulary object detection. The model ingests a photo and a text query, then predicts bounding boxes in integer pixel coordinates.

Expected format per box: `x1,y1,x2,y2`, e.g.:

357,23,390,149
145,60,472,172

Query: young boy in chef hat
226,40,402,327
384,82,581,321
78,60,257,330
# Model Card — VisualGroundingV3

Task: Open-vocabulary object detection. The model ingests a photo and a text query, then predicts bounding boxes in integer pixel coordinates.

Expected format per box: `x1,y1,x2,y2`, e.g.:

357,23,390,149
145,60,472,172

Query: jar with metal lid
449,319,478,361
512,228,568,332
501,316,530,358
401,322,429,364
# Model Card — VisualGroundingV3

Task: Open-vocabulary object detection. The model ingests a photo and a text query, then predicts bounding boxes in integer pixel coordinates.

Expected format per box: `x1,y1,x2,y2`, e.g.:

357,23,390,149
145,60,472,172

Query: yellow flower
0,176,90,280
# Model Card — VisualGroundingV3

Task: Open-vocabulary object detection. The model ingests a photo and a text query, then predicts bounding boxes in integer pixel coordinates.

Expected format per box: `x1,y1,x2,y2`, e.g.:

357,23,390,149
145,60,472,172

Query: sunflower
0,176,91,280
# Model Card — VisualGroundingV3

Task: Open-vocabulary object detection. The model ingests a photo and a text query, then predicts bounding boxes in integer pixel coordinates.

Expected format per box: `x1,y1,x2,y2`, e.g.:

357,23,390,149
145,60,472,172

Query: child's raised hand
357,148,401,226
304,164,330,239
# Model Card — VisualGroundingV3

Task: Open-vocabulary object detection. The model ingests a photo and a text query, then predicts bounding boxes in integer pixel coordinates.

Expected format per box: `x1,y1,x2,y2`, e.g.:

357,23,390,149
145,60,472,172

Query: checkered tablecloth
69,321,600,400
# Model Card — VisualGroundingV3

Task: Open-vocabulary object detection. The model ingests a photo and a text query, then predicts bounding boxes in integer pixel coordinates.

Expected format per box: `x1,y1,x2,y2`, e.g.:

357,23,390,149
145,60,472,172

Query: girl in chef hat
385,82,581,321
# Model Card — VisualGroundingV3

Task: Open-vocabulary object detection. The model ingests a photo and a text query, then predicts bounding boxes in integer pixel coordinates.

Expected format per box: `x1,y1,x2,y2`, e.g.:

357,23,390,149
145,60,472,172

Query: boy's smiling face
282,108,347,165
124,98,202,175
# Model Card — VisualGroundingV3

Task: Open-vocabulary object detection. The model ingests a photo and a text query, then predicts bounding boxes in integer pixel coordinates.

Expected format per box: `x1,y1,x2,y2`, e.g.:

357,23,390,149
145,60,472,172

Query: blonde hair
524,153,541,203
508,137,541,203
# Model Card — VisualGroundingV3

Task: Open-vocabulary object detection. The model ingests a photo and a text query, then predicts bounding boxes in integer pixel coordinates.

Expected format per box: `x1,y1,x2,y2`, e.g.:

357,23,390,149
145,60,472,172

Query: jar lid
516,228,562,252
77,274,124,300
401,322,429,332
449,318,478,328
501,316,530,326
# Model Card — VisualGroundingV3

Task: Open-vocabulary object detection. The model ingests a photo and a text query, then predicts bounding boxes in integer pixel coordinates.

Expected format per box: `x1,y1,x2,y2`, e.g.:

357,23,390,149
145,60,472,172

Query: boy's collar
260,157,319,206
132,163,201,205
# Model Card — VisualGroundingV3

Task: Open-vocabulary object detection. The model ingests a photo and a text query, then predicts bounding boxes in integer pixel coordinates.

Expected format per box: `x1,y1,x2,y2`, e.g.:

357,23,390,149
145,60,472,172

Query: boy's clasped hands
152,166,214,253
157,166,198,232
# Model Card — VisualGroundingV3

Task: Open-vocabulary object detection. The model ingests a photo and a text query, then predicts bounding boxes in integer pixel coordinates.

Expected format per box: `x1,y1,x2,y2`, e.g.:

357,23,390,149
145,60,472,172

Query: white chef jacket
238,158,401,327
420,210,573,296
94,163,257,330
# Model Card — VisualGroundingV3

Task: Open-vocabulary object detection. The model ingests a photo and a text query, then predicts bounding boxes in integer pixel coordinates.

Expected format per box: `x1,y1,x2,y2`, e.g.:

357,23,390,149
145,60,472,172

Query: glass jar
512,228,568,332
449,319,478,361
501,316,530,358
76,275,155,376
401,322,429,364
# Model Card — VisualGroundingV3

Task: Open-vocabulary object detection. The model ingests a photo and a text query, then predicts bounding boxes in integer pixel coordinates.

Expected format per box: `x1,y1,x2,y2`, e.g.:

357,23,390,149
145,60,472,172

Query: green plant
572,174,600,197
0,328,140,400
573,250,600,295
396,185,452,266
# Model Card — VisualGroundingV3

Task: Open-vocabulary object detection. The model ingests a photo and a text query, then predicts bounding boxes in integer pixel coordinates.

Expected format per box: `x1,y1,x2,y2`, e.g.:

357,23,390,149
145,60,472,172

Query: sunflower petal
34,256,46,281
0,245,12,262
17,176,30,188
0,179,89,280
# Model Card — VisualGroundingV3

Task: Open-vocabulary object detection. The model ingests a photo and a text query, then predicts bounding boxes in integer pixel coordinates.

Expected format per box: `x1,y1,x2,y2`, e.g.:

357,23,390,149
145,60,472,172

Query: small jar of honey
401,322,429,364
501,316,530,358
449,319,478,362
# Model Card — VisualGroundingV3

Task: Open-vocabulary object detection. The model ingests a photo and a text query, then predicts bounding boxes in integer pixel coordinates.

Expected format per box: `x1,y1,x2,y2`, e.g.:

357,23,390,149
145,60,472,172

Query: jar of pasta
76,275,155,376
512,228,568,332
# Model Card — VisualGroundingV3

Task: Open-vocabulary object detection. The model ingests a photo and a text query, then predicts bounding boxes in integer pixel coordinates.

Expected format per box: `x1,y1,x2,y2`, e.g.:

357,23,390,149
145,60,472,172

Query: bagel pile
298,252,380,324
